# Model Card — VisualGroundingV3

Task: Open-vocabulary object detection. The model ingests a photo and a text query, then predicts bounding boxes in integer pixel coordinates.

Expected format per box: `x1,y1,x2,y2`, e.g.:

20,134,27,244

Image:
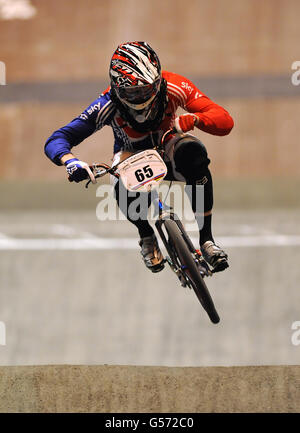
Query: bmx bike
84,130,220,324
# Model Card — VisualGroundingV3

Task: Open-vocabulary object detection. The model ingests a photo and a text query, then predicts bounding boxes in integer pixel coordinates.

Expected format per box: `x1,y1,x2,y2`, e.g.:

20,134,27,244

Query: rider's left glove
174,113,199,133
65,158,96,183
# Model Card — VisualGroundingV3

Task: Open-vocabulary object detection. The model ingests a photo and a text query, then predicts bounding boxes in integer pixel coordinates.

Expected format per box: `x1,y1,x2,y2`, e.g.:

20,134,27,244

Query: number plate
118,149,167,192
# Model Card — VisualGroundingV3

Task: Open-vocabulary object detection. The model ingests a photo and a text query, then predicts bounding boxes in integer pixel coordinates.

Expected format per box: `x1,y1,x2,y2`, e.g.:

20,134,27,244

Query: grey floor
0,208,299,367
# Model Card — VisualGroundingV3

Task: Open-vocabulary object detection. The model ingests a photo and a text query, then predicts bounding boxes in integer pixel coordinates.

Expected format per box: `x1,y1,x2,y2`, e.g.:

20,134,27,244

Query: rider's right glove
65,158,96,183
174,113,199,133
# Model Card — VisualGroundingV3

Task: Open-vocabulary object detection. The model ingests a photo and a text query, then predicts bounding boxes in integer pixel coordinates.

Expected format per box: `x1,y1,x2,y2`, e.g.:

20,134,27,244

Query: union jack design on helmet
110,41,162,110
110,41,161,85
109,41,167,133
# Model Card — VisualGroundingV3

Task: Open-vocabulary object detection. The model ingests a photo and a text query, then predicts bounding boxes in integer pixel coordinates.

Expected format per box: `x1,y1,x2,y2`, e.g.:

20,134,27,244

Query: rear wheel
163,219,220,324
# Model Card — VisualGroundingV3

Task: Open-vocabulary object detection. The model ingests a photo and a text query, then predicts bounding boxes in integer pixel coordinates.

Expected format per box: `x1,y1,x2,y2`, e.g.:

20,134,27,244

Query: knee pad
173,136,210,179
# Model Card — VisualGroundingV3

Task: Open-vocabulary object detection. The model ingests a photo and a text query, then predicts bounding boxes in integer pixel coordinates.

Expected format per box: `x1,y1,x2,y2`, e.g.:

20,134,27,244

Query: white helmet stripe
119,44,158,83
126,45,158,79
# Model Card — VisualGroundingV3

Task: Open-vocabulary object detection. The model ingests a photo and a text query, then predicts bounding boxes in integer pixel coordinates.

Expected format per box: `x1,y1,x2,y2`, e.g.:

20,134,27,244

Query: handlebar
160,127,176,148
84,163,119,188
83,128,177,189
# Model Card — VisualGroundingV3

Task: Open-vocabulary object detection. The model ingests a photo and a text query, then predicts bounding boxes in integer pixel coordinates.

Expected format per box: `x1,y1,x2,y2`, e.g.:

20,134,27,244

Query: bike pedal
149,262,165,273
212,258,229,273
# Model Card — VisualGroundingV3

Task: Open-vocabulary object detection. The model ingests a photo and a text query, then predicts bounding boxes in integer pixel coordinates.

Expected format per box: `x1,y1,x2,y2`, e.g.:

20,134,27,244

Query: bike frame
86,134,211,281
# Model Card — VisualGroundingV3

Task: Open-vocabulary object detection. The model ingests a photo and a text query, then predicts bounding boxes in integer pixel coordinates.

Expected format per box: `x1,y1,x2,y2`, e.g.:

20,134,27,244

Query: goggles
115,78,161,110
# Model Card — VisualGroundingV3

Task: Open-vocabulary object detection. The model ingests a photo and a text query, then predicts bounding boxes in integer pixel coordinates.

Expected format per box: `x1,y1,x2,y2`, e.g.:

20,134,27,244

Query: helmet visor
115,78,161,107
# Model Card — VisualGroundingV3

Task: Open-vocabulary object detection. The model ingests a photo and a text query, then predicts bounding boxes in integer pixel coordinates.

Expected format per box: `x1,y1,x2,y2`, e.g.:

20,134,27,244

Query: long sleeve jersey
45,71,234,165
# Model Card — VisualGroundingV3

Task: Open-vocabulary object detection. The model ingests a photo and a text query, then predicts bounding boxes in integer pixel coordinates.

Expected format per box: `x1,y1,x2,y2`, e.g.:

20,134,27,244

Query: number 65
135,165,154,182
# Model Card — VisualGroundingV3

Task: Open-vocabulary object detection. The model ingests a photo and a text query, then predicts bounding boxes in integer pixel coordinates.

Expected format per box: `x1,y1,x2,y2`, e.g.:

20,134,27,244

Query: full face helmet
109,41,167,131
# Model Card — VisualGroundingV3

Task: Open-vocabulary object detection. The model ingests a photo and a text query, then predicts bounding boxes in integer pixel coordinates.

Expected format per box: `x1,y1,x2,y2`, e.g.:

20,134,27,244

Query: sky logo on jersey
86,101,101,115
181,81,193,93
79,113,88,120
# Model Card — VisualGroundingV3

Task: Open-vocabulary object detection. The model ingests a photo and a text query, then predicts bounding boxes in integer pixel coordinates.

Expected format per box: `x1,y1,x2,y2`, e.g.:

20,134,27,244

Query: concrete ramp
0,365,299,412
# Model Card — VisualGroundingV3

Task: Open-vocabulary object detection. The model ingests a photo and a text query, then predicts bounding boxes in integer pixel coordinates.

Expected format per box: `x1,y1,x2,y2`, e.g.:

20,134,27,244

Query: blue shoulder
44,90,116,166
79,90,115,129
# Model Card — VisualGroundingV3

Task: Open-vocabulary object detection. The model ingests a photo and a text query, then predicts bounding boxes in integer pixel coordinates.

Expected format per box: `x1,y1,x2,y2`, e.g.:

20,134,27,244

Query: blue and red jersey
45,71,234,165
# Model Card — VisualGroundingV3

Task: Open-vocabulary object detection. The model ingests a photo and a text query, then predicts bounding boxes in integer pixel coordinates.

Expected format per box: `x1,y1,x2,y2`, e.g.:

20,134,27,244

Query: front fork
155,214,212,287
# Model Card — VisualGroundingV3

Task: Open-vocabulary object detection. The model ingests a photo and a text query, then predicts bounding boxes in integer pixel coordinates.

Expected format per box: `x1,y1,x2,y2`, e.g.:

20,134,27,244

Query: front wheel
163,219,220,324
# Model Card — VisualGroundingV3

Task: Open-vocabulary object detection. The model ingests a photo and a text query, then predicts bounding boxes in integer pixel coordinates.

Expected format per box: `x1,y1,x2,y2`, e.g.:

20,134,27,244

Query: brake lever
85,164,119,189
158,128,177,152
85,178,92,189
85,163,102,189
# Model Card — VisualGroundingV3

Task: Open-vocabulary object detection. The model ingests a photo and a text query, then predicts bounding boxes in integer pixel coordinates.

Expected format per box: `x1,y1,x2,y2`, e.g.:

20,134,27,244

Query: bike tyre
163,218,220,324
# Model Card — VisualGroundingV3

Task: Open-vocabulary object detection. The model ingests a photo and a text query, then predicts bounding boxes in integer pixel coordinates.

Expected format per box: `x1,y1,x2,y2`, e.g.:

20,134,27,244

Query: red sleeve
165,72,234,136
186,93,234,136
